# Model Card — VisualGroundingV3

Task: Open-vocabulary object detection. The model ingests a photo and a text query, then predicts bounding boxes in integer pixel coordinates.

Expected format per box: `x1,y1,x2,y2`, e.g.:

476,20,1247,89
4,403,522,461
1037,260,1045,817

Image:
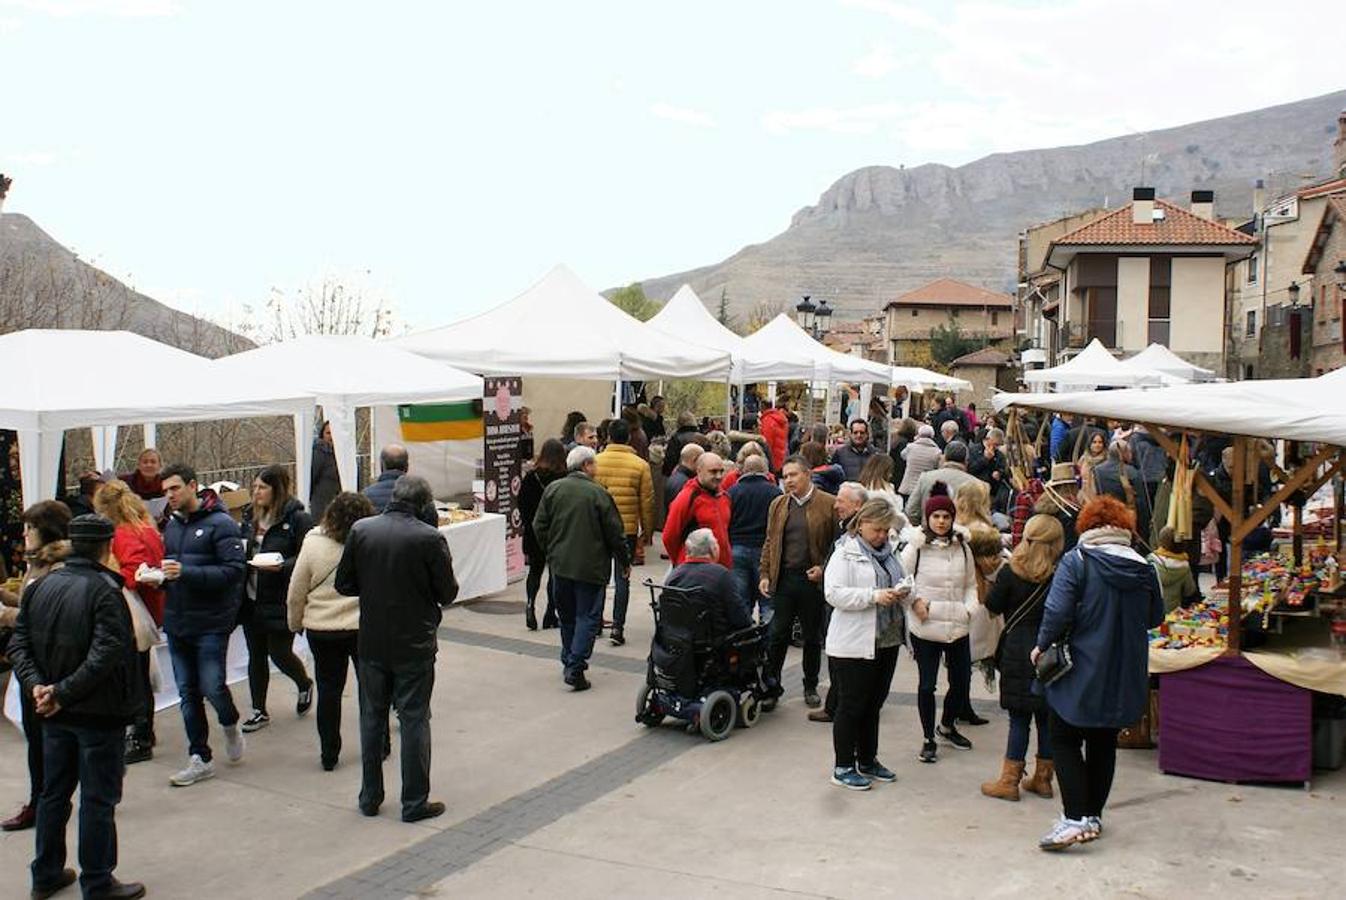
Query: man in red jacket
759,398,789,475
662,453,731,568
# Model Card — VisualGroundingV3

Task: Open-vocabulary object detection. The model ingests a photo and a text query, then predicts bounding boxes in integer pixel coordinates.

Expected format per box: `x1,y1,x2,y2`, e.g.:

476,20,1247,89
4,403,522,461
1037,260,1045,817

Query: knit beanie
923,481,956,521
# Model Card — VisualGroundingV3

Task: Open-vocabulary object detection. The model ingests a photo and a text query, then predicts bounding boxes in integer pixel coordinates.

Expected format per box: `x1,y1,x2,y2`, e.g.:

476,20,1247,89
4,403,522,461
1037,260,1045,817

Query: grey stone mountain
0,212,248,357
632,88,1346,320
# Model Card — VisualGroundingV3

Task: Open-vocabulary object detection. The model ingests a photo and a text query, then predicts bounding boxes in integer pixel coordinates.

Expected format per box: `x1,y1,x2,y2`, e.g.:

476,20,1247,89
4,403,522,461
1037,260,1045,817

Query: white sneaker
1039,816,1092,851
170,754,215,787
223,724,245,763
1085,816,1103,840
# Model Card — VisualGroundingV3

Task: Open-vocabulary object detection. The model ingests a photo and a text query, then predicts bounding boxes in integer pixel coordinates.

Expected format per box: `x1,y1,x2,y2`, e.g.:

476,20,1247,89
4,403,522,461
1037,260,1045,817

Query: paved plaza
1,557,1342,899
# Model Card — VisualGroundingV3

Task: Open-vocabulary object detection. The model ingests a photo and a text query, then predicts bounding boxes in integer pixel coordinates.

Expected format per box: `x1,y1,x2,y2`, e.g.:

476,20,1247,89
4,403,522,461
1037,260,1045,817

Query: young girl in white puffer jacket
901,481,979,763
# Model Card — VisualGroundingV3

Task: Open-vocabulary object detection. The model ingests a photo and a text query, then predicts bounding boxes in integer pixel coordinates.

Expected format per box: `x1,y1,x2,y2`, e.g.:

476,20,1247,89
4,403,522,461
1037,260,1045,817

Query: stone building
881,278,1013,367
948,347,1013,411
1300,192,1346,376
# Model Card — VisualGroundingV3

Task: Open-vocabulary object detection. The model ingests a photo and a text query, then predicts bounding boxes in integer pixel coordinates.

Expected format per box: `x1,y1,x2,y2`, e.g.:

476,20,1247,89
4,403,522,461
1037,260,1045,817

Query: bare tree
241,275,397,344
741,300,784,336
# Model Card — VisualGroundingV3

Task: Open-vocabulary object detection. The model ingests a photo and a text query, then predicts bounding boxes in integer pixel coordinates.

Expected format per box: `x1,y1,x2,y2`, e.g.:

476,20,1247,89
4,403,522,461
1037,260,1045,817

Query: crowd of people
527,391,1180,852
0,389,1231,896
0,437,462,897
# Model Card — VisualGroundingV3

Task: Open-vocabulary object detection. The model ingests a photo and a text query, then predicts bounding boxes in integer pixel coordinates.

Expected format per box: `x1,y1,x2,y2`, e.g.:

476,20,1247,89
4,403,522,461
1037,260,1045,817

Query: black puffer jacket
8,558,140,727
518,469,562,559
162,489,247,637
241,498,313,633
335,502,458,664
984,565,1051,713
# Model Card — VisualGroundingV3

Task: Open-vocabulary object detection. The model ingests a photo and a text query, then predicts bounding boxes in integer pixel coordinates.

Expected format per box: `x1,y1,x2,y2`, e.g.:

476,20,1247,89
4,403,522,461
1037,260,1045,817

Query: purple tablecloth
1158,654,1312,784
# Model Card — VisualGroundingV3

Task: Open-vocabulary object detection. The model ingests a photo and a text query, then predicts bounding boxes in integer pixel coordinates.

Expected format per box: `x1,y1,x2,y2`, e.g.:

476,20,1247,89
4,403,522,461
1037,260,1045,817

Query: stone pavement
1,557,1342,899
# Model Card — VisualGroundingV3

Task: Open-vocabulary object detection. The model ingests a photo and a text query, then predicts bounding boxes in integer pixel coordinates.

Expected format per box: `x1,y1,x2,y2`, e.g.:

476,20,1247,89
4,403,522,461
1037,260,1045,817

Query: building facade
881,277,1013,368
1301,193,1346,376
1040,188,1256,374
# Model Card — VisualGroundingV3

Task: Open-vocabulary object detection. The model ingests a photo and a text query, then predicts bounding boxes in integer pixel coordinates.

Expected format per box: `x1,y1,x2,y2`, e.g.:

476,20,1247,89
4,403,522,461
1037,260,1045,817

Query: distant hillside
0,212,248,357
635,89,1346,319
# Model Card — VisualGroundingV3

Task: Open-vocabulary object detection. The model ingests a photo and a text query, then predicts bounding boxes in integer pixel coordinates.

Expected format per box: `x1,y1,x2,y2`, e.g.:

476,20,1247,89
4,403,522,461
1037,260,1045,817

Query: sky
1,0,1341,332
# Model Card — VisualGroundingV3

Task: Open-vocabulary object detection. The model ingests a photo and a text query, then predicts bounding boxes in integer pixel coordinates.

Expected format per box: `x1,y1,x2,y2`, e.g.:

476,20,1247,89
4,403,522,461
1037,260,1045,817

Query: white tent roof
994,371,1346,447
647,285,817,382
740,314,894,384
2,330,313,431
1022,339,1164,388
391,265,732,381
892,365,972,392
215,335,481,409
1120,343,1217,383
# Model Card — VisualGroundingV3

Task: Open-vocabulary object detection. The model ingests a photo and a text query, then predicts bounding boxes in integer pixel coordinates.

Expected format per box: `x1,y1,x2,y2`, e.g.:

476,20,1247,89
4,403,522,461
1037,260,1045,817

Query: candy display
1150,599,1230,650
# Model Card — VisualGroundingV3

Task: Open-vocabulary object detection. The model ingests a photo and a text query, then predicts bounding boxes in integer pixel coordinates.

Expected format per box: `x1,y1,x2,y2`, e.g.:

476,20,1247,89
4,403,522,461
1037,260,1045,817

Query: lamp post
815,299,832,338
795,295,817,334
1288,280,1300,307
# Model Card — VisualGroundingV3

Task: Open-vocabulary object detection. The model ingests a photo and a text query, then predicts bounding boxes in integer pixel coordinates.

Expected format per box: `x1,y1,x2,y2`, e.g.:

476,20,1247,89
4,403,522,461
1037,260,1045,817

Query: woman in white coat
823,499,911,791
901,481,979,763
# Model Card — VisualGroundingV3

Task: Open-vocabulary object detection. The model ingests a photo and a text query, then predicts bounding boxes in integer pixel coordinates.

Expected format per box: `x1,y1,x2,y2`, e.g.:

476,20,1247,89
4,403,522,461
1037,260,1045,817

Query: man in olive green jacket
533,446,630,691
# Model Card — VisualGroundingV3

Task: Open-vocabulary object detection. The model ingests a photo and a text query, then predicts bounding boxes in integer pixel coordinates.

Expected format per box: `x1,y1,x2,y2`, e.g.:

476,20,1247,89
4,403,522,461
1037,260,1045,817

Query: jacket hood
760,408,786,422
1077,541,1154,591
899,523,969,549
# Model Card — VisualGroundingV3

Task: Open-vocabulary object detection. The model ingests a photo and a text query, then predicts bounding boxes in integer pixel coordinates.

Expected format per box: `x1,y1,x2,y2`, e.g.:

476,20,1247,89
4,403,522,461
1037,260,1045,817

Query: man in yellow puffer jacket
594,418,655,646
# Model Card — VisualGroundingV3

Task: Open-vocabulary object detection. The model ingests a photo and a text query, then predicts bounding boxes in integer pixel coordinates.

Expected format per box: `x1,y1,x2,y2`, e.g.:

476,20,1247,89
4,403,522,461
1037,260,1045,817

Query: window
1246,310,1257,337
951,308,960,317
1086,286,1118,346
1148,256,1171,346
991,311,999,326
1247,253,1259,284
911,308,918,317
1320,285,1329,325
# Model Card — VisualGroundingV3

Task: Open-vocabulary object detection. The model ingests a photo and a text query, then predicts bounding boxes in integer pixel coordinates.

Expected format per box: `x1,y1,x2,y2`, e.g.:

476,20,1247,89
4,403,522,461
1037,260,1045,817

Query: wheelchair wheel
738,695,761,728
635,684,663,727
699,690,737,742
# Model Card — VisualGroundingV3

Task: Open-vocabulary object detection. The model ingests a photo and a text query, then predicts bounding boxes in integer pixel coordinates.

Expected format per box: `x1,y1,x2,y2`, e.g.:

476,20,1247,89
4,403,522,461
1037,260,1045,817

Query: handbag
1034,639,1074,685
123,588,161,653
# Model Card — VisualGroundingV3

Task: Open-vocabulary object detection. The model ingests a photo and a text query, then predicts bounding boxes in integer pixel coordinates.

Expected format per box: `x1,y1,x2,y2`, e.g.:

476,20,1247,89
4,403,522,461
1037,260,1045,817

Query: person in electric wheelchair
636,529,772,741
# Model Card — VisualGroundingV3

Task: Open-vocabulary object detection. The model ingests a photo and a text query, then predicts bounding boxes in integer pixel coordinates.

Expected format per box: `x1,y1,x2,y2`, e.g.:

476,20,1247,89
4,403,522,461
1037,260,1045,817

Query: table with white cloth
439,512,508,602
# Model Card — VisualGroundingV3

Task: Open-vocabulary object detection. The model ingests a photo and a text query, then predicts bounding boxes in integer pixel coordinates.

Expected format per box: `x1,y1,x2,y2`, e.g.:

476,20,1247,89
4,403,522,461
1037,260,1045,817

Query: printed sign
482,377,525,580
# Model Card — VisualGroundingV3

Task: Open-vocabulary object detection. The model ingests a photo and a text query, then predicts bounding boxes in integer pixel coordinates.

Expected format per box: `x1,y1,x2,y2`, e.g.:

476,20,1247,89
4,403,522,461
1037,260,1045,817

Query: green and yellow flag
397,402,483,443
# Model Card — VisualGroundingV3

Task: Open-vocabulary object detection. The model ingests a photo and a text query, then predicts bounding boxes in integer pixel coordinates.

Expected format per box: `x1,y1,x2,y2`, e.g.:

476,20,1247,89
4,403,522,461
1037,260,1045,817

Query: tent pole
613,380,622,418
1226,436,1247,656
724,376,732,432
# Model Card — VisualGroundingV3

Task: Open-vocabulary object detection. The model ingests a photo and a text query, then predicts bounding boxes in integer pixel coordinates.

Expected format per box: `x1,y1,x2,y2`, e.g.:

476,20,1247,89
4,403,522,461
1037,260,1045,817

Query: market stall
439,510,508,601
996,370,1346,783
1022,338,1167,391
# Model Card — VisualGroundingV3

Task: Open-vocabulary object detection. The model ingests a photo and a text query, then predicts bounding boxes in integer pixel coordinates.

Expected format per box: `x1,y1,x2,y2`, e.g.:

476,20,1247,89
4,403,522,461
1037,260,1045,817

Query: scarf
857,537,906,649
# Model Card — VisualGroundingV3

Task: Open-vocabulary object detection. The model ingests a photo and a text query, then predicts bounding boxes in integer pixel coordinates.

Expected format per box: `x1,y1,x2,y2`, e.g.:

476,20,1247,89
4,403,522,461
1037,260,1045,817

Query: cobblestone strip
305,727,693,899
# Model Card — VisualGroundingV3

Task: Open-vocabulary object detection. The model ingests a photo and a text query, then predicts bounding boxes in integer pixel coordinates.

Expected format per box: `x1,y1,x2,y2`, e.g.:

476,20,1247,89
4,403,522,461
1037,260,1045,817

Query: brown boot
1022,757,1055,798
980,758,1024,801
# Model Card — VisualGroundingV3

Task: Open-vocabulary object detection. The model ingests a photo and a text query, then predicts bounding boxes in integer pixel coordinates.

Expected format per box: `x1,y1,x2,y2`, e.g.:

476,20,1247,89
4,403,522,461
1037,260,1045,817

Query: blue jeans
167,630,240,763
731,544,770,625
33,722,125,896
554,576,605,679
611,535,637,630
1007,708,1052,762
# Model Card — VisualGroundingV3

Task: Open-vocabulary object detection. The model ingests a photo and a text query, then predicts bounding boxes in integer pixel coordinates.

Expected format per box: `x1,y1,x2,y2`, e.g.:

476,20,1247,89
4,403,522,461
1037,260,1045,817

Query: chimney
1132,187,1155,224
1335,109,1346,179
1190,189,1215,221
1252,178,1265,216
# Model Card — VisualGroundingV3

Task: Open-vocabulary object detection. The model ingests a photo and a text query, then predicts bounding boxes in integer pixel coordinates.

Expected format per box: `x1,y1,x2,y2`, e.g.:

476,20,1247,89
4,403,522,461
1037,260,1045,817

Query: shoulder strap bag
1035,549,1089,686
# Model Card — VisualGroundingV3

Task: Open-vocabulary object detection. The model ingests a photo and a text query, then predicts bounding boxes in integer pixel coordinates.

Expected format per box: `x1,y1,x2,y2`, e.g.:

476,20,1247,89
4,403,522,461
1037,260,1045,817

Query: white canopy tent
741,314,895,385
1120,343,1219,383
647,285,817,383
993,369,1346,447
215,335,483,492
1,330,316,508
892,365,972,392
1022,339,1165,390
392,264,732,382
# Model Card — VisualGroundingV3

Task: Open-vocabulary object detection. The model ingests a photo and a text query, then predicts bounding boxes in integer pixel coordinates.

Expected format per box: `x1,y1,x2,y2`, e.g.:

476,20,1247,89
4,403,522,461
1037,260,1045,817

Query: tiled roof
1299,177,1346,200
949,347,1011,368
885,277,1013,309
1052,199,1257,247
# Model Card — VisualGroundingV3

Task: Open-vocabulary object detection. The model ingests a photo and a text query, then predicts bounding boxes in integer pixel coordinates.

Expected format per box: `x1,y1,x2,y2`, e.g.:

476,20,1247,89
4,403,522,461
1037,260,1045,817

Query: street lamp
1287,280,1300,306
815,298,832,337
795,295,816,333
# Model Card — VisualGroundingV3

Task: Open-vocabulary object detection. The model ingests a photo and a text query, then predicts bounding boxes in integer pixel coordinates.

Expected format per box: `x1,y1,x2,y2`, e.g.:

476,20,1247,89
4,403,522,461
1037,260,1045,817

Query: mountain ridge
633,88,1346,319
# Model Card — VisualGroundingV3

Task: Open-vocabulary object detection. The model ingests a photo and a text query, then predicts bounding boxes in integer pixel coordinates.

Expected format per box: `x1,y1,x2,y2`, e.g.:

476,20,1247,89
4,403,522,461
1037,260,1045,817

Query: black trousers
20,686,44,808
830,646,900,768
242,621,311,714
358,657,434,818
1049,709,1118,820
767,570,824,693
911,634,971,739
525,549,555,624
131,650,155,741
32,722,124,896
308,630,359,764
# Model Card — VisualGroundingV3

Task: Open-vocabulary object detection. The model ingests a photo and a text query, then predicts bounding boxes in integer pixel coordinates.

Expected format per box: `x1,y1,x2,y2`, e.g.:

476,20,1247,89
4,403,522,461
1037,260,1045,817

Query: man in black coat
363,443,410,512
336,475,457,824
829,419,876,481
664,529,752,639
9,515,145,900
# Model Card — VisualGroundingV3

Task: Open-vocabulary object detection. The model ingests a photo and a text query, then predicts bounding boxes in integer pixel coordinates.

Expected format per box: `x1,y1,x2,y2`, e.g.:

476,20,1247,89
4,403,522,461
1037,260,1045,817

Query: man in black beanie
8,514,145,900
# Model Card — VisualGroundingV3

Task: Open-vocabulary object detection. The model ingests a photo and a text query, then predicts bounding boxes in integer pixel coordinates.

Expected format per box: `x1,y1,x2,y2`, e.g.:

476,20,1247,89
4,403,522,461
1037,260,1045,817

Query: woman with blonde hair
94,479,166,764
980,514,1064,802
823,498,911,790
